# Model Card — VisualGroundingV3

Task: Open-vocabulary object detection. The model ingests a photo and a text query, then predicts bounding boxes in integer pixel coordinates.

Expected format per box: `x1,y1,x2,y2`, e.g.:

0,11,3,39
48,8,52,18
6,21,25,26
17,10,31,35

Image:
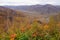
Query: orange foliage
10,34,16,40
26,24,31,29
57,22,60,27
32,32,38,37
44,24,49,30
20,27,25,33
10,38,14,40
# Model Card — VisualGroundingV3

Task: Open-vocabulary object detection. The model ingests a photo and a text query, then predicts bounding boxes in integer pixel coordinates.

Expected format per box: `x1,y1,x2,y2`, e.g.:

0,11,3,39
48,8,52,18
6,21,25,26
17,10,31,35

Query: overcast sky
0,0,60,6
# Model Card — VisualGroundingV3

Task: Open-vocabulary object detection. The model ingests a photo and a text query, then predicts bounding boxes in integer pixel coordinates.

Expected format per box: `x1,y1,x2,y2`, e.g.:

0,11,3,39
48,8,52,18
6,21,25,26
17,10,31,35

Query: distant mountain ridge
5,4,60,14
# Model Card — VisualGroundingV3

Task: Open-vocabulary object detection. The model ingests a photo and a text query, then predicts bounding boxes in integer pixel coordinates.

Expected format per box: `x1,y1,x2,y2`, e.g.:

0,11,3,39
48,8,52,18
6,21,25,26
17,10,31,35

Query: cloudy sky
0,0,60,6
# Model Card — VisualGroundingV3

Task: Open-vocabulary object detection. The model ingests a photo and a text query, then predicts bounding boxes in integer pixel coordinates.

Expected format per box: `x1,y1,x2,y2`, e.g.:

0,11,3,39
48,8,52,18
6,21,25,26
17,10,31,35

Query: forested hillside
0,6,60,40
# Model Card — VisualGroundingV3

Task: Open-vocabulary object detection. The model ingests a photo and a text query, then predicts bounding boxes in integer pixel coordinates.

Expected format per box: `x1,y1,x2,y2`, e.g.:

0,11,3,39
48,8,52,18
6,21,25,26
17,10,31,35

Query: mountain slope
0,6,27,33
5,4,60,14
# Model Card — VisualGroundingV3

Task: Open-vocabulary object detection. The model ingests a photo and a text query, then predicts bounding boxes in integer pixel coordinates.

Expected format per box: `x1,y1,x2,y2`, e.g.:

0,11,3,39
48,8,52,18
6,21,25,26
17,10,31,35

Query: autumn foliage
0,12,60,40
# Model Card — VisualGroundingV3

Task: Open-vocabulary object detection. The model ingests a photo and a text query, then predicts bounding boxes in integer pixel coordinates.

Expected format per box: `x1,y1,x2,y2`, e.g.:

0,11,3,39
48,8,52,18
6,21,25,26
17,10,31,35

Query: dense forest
0,6,60,40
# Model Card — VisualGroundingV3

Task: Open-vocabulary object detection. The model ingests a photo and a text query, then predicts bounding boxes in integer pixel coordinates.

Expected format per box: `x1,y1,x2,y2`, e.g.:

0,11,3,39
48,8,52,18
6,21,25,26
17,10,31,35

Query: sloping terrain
0,5,60,40
5,4,60,15
0,6,49,34
0,6,27,33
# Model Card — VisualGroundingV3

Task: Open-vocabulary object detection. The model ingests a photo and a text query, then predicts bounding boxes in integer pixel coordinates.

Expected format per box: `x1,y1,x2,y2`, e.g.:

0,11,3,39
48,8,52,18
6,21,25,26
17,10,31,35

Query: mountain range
0,4,60,32
0,4,60,25
5,4,60,15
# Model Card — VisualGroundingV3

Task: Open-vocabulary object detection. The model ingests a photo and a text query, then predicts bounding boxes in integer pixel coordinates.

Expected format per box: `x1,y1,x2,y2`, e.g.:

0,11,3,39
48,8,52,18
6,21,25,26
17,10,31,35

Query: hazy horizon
0,0,60,6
